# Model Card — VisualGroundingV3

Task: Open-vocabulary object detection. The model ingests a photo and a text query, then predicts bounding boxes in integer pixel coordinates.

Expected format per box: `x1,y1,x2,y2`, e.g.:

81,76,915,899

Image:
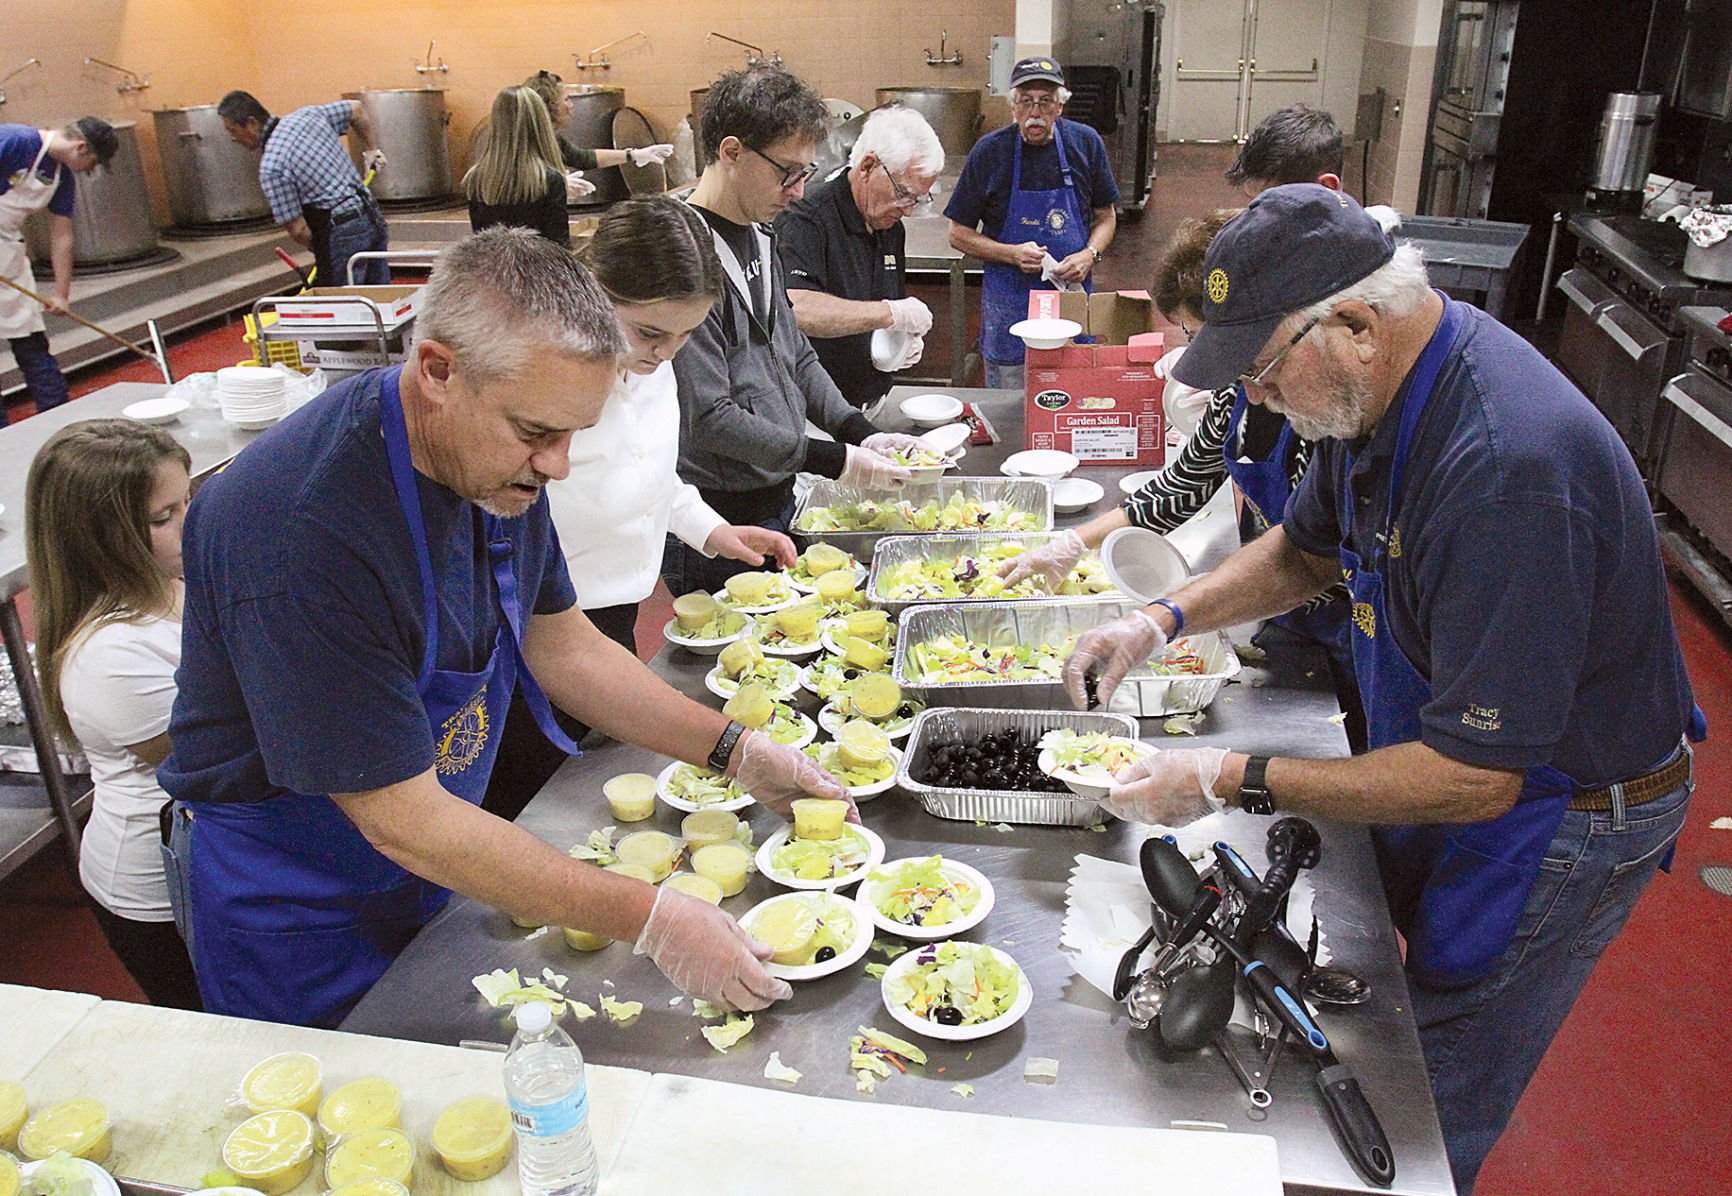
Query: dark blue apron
1222,388,1354,664
186,368,579,1027
1341,296,1576,989
980,121,1092,366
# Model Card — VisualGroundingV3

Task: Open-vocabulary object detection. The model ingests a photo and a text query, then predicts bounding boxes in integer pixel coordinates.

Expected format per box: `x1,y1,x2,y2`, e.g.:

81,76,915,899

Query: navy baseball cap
1010,57,1065,88
1171,183,1396,390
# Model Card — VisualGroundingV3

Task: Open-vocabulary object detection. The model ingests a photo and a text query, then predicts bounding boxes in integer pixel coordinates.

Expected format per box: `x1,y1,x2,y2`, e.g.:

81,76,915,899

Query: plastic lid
514,1001,552,1033
1100,526,1192,603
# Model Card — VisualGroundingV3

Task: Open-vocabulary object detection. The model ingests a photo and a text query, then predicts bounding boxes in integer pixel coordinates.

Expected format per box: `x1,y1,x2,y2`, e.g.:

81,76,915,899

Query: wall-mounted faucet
574,31,647,72
925,30,963,67
0,58,42,106
413,41,448,77
84,57,150,95
707,32,781,68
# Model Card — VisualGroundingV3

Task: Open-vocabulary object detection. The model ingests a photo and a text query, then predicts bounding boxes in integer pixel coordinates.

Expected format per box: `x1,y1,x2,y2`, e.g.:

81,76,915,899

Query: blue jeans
1412,767,1693,1193
327,205,390,286
983,359,1024,390
8,331,69,420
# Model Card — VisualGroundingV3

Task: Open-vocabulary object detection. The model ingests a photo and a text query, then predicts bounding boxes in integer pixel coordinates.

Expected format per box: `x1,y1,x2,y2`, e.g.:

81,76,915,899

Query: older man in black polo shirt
776,107,943,408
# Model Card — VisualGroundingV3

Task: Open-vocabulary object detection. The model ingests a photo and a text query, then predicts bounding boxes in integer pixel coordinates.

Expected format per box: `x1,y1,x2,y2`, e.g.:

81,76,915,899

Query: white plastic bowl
871,328,911,370
1100,526,1192,603
1000,448,1080,480
122,397,190,425
918,422,972,456
899,392,965,428
1051,476,1104,514
1008,317,1083,350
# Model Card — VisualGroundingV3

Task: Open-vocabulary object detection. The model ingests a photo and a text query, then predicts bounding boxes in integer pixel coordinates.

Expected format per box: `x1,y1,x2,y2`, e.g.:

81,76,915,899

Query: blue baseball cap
1170,184,1396,391
1010,57,1065,88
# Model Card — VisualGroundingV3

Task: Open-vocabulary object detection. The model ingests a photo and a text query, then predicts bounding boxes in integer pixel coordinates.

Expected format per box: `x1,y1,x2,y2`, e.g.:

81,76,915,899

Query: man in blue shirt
161,228,846,1028
218,90,391,287
0,118,116,424
1061,187,1698,1192
945,58,1120,388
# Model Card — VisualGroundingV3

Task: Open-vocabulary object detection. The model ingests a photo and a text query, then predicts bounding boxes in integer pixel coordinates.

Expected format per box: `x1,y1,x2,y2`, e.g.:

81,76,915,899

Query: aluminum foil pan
897,706,1139,826
891,598,1241,717
867,532,1119,616
790,476,1055,559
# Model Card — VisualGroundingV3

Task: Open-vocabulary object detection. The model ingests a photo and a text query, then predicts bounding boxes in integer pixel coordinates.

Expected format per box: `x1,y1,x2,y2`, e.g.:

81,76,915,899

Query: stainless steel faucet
84,57,150,95
574,31,647,72
0,58,42,106
707,32,782,68
413,41,449,76
925,30,964,67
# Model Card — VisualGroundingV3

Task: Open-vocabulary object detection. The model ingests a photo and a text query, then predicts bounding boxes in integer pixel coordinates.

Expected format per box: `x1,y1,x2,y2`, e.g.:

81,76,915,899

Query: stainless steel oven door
1555,267,1617,397
1658,368,1732,563
1592,299,1677,469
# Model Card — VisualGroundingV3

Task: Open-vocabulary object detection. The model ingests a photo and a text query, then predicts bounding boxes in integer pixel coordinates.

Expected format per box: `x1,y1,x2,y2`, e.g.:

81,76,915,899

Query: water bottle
504,1001,600,1196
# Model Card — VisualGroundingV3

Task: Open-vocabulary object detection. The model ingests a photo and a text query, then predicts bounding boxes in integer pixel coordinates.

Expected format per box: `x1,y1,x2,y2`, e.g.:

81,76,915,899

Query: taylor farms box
1023,290,1166,465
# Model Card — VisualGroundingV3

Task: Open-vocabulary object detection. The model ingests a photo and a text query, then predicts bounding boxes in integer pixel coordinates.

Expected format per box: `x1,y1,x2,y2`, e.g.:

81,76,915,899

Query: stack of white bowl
216,366,289,428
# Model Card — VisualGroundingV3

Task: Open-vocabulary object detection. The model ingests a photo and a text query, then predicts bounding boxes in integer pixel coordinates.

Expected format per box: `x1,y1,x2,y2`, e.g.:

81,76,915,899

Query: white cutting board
22,1001,652,1192
603,1073,1282,1195
0,984,100,1077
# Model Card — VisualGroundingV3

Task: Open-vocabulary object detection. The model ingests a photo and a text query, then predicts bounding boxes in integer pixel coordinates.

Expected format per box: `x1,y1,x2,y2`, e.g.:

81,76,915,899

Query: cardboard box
272,285,422,333
1023,290,1166,464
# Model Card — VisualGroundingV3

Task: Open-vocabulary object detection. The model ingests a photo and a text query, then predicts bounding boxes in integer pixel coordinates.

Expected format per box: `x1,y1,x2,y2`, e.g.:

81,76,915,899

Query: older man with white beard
944,57,1119,389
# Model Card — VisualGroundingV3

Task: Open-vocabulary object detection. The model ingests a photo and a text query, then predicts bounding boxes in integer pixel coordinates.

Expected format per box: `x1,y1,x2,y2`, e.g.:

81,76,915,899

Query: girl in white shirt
484,196,797,818
26,418,200,1009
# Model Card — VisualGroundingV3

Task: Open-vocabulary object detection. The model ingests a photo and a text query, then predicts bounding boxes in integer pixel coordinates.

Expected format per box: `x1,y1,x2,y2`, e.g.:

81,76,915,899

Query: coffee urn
1587,91,1659,208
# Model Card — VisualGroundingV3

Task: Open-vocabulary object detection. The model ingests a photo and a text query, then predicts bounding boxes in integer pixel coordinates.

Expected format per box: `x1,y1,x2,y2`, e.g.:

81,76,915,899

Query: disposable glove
565,172,598,201
889,335,925,371
628,143,676,166
1062,608,1169,710
634,885,792,1010
885,296,934,335
1100,747,1228,826
840,444,912,491
361,148,389,173
861,431,930,457
732,728,856,821
997,528,1085,592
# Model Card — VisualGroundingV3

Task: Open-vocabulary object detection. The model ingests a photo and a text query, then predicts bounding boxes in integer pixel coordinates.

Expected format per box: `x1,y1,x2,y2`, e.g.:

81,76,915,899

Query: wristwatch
708,720,747,772
1088,246,1103,264
624,147,637,167
1237,756,1275,815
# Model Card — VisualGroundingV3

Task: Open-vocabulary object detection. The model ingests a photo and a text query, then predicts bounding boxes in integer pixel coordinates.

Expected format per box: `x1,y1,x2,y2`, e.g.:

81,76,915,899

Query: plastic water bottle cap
514,1001,553,1033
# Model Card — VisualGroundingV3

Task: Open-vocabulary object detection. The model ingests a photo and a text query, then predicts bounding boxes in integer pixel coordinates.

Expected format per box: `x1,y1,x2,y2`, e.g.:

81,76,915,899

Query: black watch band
1237,755,1275,815
708,720,748,772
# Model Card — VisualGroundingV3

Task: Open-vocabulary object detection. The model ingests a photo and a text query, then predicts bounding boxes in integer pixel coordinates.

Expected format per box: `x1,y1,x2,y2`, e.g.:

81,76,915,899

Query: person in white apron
0,118,116,425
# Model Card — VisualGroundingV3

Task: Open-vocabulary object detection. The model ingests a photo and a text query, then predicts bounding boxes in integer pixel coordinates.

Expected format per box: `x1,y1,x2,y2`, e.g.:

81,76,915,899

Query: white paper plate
918,422,973,455
661,614,754,656
870,327,910,371
1100,525,1192,604
1000,449,1079,480
767,711,819,752
817,620,897,659
808,742,902,800
816,698,919,742
232,413,285,430
1008,317,1082,350
1037,738,1155,801
1051,476,1104,514
703,658,803,701
880,942,1034,1040
784,560,867,594
899,392,964,427
755,822,886,891
741,891,875,980
654,759,755,813
1118,468,1162,495
859,856,995,941
713,580,799,614
122,396,189,425
899,458,958,485
20,1158,122,1196
756,633,825,659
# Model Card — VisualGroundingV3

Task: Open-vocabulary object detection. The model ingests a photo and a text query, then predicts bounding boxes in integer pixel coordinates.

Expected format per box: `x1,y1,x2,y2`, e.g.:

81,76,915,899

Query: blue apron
1222,388,1354,664
980,121,1092,366
1341,297,1576,989
186,369,579,1027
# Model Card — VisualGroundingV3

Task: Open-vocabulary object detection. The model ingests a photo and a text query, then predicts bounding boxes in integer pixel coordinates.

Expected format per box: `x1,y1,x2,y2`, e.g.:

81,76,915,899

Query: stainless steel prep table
903,214,981,388
0,381,260,880
344,388,1453,1195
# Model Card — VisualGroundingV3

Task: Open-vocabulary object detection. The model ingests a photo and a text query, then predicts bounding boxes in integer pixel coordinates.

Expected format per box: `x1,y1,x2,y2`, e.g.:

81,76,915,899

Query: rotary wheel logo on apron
436,688,490,775
1352,601,1377,639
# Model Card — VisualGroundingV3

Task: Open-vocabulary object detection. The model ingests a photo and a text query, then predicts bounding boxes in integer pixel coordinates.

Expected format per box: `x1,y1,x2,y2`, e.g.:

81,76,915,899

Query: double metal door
1166,0,1328,142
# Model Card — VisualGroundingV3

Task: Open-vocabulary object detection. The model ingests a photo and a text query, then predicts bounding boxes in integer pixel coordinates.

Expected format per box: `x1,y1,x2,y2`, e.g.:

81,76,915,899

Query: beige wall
7,0,1015,224
1356,0,1443,210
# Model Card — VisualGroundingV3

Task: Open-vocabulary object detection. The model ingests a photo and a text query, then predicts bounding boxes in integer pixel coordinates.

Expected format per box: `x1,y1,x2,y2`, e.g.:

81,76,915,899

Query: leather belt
1570,744,1692,812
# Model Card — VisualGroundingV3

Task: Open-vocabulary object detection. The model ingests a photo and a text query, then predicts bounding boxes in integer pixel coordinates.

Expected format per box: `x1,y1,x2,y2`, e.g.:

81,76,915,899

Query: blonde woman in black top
464,86,570,248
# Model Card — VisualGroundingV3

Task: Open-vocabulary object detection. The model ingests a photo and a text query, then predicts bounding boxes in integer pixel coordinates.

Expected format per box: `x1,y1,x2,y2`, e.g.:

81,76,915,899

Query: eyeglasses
880,162,934,209
1012,95,1061,113
1237,315,1322,391
747,144,819,189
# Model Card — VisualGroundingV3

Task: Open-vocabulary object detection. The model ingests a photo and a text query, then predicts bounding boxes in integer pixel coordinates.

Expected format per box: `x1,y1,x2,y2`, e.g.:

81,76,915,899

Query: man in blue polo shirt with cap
1060,185,1700,1191
946,57,1119,389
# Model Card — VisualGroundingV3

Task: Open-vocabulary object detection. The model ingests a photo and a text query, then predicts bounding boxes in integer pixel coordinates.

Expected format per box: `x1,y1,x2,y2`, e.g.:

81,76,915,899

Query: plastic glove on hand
861,431,929,457
997,528,1084,591
891,335,925,371
1062,608,1169,710
840,444,912,491
634,885,792,1010
885,296,934,336
732,728,857,821
565,172,598,201
633,143,676,166
1100,747,1227,826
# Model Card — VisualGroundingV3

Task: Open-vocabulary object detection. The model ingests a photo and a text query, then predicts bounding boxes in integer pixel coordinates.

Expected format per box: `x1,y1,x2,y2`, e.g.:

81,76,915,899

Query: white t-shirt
545,363,727,609
58,613,180,921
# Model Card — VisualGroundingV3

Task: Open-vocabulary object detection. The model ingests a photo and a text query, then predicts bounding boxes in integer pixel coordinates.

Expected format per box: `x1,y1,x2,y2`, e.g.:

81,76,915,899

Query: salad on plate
885,940,1022,1027
766,824,875,883
1038,729,1153,785
869,856,983,929
745,892,863,972
661,763,751,808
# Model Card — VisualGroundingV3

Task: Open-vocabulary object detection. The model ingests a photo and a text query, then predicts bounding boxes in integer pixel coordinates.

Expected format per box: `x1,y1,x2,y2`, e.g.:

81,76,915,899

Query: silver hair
1288,241,1432,328
849,105,945,177
413,227,625,385
1010,82,1073,106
